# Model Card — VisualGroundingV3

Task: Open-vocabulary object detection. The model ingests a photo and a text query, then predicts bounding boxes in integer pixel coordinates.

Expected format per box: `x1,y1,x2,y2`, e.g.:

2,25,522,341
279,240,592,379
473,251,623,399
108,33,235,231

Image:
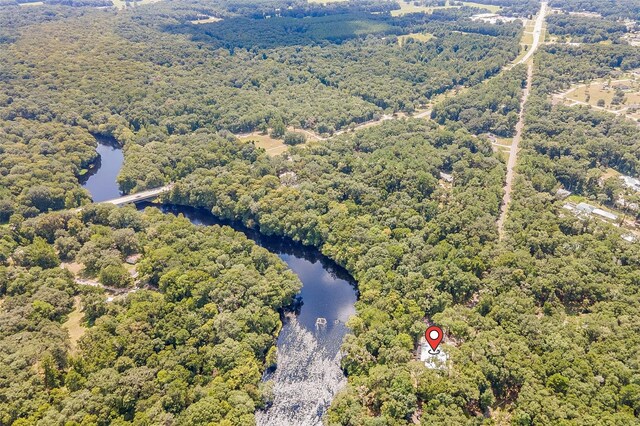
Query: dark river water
80,135,124,202
82,138,357,425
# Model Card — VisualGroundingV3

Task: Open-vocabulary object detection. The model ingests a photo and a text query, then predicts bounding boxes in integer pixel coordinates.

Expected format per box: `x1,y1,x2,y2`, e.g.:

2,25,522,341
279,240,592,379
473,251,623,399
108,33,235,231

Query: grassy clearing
392,0,500,16
565,78,640,111
391,0,453,16
18,1,44,6
308,0,347,3
601,168,622,180
398,32,435,45
62,262,83,276
190,16,222,24
239,133,289,157
462,1,501,13
63,297,86,354
497,148,511,162
111,0,162,9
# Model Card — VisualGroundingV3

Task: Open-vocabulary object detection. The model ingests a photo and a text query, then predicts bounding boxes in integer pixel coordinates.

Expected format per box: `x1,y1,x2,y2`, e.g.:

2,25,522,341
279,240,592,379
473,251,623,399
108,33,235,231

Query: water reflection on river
80,135,358,425
80,135,123,202
140,204,358,425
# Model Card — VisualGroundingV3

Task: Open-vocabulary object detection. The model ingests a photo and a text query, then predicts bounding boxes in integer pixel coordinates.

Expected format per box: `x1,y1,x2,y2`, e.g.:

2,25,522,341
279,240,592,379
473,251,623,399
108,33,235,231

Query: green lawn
392,0,501,17
462,1,501,13
398,32,435,45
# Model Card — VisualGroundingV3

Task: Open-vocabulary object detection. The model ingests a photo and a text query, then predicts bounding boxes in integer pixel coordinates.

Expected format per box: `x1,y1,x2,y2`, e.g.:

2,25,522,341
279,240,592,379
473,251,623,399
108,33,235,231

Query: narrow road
497,2,547,239
284,5,546,143
100,184,174,206
517,2,547,65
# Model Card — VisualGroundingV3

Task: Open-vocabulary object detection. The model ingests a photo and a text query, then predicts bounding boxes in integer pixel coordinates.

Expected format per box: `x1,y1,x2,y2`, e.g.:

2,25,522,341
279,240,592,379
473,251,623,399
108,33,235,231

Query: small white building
556,188,572,199
470,13,520,25
621,175,640,192
439,172,454,183
576,202,595,214
418,338,448,370
622,234,637,243
593,208,618,221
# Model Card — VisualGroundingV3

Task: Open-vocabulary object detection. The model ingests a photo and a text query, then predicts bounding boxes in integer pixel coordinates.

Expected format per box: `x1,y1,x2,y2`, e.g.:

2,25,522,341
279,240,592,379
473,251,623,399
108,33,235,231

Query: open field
62,297,86,354
398,32,435,45
391,0,454,16
190,16,222,24
601,167,622,180
238,133,289,156
554,75,640,121
489,136,512,161
308,0,347,3
463,1,501,13
392,0,501,16
111,0,162,9
18,1,43,6
62,262,83,276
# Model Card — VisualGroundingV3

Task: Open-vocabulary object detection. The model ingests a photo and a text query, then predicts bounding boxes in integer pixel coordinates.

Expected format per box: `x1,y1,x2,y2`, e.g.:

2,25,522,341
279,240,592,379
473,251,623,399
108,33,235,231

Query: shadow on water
138,203,358,335
138,203,359,425
82,132,358,425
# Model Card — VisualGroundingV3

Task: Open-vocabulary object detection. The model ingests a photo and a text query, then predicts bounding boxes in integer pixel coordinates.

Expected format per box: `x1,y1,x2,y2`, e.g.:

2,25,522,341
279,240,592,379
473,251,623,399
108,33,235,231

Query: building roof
592,208,618,221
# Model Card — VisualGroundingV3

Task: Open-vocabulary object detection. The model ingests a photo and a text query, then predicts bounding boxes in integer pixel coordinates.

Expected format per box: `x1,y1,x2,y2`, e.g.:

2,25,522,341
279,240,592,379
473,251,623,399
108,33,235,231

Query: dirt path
497,2,547,239
497,62,533,239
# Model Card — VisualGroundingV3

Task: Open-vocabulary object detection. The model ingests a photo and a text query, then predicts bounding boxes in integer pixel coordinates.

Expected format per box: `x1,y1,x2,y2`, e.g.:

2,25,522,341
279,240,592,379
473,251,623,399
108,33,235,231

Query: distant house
439,172,453,183
621,175,640,192
470,13,519,25
613,83,632,91
556,188,572,199
564,202,618,222
576,202,595,215
616,197,639,211
593,208,618,221
622,234,637,243
125,254,142,265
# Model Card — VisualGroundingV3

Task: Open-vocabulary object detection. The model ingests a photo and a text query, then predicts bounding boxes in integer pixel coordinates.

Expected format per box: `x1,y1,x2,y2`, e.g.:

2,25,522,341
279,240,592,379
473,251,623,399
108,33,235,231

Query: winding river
82,137,357,425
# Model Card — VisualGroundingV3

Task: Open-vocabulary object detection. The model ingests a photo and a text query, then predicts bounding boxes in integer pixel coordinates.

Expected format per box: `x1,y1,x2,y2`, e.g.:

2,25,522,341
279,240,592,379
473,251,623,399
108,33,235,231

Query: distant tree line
547,14,629,43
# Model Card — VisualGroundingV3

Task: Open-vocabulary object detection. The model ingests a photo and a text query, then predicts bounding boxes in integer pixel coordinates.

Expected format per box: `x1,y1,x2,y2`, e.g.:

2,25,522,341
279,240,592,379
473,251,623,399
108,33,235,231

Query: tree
99,264,133,288
15,237,60,269
283,131,306,146
269,117,286,139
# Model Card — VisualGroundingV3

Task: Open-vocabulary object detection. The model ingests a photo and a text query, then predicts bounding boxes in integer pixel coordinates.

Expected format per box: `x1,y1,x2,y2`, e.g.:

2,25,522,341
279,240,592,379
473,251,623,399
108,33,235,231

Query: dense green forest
546,13,629,43
0,7,520,137
483,43,640,424
534,44,640,94
431,65,527,137
0,119,97,220
549,0,640,20
0,205,300,425
2,0,640,424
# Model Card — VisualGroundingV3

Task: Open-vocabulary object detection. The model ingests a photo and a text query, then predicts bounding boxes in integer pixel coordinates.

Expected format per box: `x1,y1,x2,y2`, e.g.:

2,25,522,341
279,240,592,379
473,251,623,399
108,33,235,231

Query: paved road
293,5,547,144
99,183,174,206
497,2,547,239
517,2,548,65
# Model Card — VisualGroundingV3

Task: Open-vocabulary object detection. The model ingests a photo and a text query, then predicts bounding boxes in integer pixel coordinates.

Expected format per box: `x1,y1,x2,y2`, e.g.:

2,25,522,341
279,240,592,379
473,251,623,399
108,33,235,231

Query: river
81,137,357,425
80,135,124,202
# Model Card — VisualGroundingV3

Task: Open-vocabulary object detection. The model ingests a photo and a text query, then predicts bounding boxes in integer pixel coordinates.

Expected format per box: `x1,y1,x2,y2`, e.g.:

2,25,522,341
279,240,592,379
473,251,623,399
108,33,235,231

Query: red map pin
425,326,443,352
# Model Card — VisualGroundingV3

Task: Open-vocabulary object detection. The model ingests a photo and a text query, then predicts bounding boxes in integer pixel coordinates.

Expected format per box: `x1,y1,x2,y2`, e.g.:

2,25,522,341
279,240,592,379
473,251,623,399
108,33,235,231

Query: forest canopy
2,0,640,424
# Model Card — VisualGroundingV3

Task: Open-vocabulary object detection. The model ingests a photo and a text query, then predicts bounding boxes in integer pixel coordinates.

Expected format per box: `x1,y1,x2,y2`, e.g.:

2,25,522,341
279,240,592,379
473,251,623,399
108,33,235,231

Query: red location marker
425,326,443,352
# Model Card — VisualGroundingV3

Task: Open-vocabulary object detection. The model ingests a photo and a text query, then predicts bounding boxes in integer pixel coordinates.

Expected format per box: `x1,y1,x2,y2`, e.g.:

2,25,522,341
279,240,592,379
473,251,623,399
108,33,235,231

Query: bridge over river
97,184,174,206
